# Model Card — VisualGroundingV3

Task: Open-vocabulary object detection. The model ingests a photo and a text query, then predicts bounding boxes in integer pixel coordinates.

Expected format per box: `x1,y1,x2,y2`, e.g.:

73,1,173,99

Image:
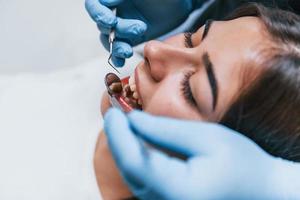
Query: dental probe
108,8,120,74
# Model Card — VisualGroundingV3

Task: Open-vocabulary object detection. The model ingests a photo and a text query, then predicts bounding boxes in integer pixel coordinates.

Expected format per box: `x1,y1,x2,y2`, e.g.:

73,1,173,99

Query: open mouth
105,72,142,112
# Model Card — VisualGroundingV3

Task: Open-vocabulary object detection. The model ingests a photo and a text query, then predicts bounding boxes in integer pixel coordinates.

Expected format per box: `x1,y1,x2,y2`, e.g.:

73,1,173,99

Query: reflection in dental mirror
105,73,142,113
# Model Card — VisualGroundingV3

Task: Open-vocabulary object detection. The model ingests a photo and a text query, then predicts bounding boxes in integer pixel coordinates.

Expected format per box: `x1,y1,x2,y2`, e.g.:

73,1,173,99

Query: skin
94,16,272,200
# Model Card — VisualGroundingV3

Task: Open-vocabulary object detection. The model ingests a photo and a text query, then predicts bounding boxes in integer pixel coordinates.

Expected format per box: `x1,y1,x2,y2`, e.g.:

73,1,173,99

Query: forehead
193,17,269,119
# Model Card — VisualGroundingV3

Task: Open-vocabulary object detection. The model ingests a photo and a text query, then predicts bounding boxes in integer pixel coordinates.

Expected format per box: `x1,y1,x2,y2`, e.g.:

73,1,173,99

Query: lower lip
114,95,133,113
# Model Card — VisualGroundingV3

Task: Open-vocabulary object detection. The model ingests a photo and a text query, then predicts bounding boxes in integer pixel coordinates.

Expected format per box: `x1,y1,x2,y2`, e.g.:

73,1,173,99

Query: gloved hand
104,108,300,200
85,0,204,67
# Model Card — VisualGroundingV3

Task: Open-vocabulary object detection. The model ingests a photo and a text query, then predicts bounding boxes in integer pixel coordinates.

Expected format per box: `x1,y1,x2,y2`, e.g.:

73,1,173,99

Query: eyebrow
202,53,218,110
200,19,218,110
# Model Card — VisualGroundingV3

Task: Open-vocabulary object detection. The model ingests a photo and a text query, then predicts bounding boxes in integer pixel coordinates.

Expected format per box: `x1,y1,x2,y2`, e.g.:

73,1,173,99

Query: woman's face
133,16,268,122
97,16,272,200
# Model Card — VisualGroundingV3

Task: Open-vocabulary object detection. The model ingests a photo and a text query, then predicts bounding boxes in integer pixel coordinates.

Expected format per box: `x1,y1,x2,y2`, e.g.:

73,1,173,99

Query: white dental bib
0,55,140,200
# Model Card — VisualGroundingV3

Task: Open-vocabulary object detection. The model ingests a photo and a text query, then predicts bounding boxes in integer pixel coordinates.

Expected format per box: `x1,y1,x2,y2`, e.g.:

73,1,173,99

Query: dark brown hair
220,3,300,161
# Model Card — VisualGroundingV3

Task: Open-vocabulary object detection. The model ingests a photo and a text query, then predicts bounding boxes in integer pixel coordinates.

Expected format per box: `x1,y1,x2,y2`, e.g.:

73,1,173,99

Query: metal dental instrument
105,73,133,113
108,8,120,74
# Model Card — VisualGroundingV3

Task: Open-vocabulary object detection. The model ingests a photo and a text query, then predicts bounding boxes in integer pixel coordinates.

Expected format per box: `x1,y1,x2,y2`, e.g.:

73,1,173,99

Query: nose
144,40,197,82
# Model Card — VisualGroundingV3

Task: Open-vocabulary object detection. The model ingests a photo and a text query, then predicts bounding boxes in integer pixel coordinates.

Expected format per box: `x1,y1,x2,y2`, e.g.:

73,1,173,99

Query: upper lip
134,59,155,108
134,67,142,105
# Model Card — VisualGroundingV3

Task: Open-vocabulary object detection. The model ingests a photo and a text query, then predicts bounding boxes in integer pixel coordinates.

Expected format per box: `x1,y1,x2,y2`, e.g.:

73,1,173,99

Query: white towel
0,54,141,200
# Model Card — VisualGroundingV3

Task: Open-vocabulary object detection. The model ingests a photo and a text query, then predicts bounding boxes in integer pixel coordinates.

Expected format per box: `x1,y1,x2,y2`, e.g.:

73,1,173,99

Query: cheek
143,81,204,120
101,92,112,116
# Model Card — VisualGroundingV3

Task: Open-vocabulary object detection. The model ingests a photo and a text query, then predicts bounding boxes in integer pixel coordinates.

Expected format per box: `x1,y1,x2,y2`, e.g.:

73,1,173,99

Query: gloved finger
103,108,149,176
100,33,110,51
128,111,228,156
100,34,133,61
115,18,147,45
104,109,189,196
111,56,125,67
99,18,147,45
128,149,191,198
128,111,201,156
143,155,223,200
97,24,110,35
85,0,117,29
104,109,213,198
100,0,124,7
113,41,133,58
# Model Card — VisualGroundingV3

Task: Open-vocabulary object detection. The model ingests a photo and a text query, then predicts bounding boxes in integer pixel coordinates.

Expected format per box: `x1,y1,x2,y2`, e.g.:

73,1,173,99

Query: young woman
95,3,300,200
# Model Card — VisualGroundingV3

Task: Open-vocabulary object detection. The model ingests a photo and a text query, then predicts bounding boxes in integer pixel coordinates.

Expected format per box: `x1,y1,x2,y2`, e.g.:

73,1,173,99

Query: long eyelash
202,19,213,40
184,32,193,48
181,71,197,107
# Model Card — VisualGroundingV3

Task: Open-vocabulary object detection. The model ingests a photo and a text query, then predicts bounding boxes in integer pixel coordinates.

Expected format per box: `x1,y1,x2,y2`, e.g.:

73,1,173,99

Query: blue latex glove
85,0,205,67
104,108,300,200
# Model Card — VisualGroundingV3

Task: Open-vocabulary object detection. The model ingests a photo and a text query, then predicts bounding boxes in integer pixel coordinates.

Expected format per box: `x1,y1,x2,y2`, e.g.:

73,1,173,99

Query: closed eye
181,71,198,109
184,32,193,48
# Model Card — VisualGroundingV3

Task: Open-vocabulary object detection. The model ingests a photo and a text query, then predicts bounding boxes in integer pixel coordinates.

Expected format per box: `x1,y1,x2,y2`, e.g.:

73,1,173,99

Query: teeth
129,73,135,85
138,99,142,105
128,72,142,107
130,84,136,92
133,92,139,99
